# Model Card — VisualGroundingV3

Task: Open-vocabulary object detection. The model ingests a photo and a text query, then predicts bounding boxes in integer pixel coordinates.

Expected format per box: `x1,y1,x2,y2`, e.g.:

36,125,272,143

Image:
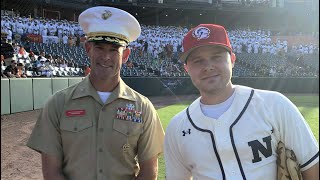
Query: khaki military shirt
27,76,165,180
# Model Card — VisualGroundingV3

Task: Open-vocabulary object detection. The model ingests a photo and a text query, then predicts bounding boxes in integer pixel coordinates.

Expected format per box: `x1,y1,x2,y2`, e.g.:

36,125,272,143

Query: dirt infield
1,94,198,180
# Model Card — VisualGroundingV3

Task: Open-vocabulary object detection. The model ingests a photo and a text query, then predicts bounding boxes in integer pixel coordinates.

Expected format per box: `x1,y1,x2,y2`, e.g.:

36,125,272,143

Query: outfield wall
1,77,318,115
1,78,84,115
124,77,319,96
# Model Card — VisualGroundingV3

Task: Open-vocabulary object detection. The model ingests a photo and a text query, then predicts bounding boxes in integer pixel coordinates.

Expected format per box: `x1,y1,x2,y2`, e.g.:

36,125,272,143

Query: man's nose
101,52,112,61
203,60,215,72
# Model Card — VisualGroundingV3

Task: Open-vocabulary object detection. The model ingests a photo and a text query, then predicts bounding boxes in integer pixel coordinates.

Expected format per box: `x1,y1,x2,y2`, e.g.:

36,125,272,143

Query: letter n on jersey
247,136,272,163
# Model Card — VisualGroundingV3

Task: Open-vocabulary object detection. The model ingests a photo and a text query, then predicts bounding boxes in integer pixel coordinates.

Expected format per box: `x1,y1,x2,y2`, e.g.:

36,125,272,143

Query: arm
302,162,319,180
135,156,158,180
6,72,14,77
41,153,66,180
134,98,164,180
27,92,65,179
4,67,13,77
274,93,319,175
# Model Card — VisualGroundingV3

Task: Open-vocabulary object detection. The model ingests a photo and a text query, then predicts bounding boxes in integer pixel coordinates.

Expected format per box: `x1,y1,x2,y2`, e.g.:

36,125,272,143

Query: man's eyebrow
93,42,122,48
93,42,106,46
190,51,224,59
189,55,202,60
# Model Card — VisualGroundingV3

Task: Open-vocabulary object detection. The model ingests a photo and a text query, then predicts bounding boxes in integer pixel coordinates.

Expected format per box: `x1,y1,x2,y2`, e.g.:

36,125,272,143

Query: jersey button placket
214,121,229,159
230,165,239,177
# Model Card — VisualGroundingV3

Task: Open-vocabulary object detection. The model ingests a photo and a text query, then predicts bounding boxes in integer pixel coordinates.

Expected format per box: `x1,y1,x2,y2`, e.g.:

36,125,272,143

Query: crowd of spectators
1,15,84,44
130,25,187,59
1,13,319,79
228,28,318,56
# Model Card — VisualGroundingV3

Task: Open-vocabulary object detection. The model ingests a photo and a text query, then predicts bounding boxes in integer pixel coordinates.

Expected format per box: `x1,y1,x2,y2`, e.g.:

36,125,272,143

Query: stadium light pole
156,8,159,26
2,0,5,13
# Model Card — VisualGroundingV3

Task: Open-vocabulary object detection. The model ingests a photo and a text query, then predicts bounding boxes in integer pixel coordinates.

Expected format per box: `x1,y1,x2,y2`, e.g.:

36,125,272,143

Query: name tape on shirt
65,110,86,117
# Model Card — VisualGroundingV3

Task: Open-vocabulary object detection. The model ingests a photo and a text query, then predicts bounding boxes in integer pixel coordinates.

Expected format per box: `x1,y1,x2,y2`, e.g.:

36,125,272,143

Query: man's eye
192,60,201,64
213,56,223,60
112,48,121,53
95,46,103,49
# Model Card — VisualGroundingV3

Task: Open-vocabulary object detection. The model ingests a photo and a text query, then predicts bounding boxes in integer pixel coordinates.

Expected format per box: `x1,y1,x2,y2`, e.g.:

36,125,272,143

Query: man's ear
231,52,236,64
184,64,188,73
84,41,91,54
122,47,131,64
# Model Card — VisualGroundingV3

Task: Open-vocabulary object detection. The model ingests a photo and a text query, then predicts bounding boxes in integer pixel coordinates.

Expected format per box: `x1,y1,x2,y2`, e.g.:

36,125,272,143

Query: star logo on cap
192,27,210,41
101,10,112,20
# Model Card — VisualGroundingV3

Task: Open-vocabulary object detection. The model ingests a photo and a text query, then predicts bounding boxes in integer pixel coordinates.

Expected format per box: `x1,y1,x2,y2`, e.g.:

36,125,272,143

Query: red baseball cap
180,24,233,63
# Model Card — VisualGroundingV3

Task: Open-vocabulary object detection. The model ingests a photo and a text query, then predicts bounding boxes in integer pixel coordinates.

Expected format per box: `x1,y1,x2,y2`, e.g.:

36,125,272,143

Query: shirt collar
72,76,136,104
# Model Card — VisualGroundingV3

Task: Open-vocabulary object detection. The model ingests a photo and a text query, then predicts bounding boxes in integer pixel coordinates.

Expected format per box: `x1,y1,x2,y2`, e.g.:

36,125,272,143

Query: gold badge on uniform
126,103,135,110
101,10,112,20
116,104,143,123
122,143,130,152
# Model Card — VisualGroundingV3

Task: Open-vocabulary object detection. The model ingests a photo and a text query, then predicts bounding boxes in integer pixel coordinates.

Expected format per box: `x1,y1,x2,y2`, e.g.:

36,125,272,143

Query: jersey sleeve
137,97,165,162
275,93,319,171
26,92,65,159
164,115,192,180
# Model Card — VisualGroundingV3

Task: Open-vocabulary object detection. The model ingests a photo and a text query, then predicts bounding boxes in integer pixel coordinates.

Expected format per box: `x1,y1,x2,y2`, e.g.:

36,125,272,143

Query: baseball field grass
156,94,319,180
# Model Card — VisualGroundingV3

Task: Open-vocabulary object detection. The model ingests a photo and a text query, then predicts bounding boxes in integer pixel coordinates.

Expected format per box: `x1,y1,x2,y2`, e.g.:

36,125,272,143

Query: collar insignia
126,103,135,110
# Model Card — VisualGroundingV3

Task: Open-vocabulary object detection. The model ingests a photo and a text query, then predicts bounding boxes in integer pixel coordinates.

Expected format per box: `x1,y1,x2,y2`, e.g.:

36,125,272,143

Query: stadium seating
1,13,318,78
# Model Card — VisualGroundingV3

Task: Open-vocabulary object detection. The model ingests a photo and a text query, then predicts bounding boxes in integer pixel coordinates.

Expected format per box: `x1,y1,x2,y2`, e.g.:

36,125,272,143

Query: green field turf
156,94,319,180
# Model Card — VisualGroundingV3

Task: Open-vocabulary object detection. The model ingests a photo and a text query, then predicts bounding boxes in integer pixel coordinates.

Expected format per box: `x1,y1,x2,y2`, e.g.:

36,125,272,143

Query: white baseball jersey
164,85,319,180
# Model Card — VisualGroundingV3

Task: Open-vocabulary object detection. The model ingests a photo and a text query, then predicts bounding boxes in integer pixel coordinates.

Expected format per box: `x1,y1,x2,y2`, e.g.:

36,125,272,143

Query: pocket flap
113,119,143,136
60,117,93,132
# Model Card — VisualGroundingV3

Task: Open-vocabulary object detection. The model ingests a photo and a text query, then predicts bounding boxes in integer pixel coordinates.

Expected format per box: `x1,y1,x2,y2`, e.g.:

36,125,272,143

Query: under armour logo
182,129,191,136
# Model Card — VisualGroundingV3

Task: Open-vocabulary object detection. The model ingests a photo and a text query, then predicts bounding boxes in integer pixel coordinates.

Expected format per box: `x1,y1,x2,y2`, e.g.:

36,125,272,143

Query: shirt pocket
60,116,93,133
111,119,143,153
113,119,143,137
59,117,93,159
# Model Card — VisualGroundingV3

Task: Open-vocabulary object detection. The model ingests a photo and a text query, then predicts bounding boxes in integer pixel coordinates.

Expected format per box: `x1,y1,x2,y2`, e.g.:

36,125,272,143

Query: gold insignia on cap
92,37,104,41
88,36,128,46
102,10,112,20
87,31,130,46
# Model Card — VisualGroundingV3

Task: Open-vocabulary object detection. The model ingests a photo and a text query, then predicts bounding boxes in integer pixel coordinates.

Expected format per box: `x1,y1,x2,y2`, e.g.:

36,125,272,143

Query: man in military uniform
27,6,165,180
16,20,24,35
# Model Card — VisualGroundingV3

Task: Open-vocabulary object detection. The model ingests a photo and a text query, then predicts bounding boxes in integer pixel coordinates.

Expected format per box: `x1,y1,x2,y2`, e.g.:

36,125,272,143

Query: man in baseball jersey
164,24,319,180
27,6,164,180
